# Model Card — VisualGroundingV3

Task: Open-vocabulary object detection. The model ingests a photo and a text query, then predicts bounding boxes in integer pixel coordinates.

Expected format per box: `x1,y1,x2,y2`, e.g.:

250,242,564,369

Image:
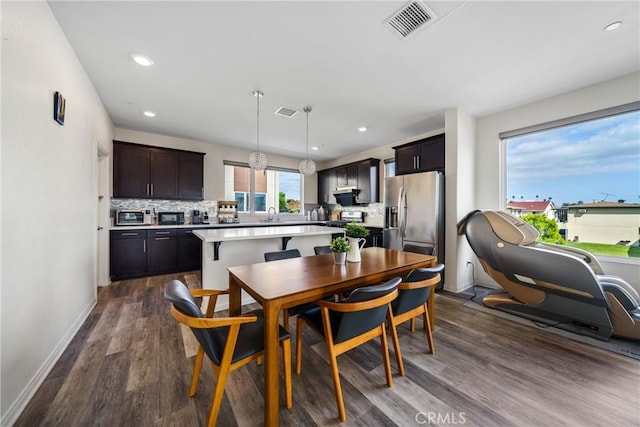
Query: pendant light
248,90,268,171
298,106,316,175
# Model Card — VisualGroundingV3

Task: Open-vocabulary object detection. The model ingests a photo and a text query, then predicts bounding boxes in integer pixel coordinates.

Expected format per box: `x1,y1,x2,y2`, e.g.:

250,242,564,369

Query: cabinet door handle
155,237,171,240
146,184,150,196
150,184,154,196
155,231,171,235
416,156,420,169
143,240,146,252
121,232,138,236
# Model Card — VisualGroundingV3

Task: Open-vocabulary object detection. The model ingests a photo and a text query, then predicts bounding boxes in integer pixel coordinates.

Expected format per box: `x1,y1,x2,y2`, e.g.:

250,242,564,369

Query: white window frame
499,101,640,270
223,161,304,215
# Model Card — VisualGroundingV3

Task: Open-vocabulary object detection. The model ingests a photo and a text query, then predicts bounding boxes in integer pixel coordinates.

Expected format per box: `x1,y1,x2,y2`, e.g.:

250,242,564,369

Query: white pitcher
346,237,366,263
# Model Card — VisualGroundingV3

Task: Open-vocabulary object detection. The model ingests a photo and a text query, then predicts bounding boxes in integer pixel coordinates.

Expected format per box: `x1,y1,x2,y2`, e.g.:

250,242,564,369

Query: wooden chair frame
295,289,398,422
388,273,440,376
168,288,292,427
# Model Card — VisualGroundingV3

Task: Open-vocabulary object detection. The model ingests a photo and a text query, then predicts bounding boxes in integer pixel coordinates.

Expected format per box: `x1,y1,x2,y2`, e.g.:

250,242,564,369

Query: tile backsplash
111,199,217,223
303,203,384,224
112,199,384,226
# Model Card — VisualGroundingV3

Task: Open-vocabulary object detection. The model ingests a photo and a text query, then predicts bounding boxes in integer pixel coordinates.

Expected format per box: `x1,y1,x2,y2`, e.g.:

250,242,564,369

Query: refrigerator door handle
400,187,407,238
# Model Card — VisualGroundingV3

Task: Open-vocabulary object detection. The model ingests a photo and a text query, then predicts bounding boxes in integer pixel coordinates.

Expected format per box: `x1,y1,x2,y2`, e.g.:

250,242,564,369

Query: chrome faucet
267,206,277,222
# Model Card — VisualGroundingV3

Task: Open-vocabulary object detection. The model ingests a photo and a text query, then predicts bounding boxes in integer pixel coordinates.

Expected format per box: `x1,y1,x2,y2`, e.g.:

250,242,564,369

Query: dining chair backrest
334,277,401,344
314,246,332,255
264,249,301,262
164,280,224,364
403,243,435,256
394,264,444,315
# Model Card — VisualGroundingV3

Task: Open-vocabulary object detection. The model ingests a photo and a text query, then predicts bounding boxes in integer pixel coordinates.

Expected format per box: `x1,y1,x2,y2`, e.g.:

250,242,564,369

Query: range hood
333,187,361,206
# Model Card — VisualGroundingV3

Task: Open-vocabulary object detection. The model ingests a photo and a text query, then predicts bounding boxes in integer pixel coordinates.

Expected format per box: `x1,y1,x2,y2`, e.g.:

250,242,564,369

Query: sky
278,170,301,200
506,110,640,205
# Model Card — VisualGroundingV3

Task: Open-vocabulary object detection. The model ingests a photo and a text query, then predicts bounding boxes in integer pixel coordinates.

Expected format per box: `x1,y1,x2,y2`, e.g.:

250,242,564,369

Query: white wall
114,128,318,204
1,2,114,424
474,72,640,288
444,108,477,292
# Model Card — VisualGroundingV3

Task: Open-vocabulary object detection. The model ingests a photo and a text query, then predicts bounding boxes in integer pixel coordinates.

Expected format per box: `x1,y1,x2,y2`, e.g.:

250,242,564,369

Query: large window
224,163,302,214
504,105,640,258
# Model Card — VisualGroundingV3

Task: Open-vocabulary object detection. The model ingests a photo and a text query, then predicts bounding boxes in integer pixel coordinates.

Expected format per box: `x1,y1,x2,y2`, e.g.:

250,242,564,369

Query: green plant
520,213,565,244
329,236,351,253
344,222,369,238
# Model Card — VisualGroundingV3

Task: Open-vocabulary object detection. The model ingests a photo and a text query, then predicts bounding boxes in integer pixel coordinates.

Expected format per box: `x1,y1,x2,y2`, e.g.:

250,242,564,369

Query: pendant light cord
255,91,262,152
304,106,312,161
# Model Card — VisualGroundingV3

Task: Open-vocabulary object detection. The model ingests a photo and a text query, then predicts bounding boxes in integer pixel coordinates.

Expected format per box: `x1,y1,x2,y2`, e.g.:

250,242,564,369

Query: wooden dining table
227,246,436,426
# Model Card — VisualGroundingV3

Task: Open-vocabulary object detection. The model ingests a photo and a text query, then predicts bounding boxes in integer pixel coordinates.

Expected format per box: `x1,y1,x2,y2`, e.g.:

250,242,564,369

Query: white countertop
110,220,323,230
192,225,342,243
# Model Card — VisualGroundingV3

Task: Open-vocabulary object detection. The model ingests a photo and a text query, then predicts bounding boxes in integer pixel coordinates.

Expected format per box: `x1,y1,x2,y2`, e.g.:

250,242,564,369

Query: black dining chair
164,280,292,426
402,243,435,256
264,249,323,331
295,277,401,422
313,245,333,255
264,248,302,262
388,264,444,376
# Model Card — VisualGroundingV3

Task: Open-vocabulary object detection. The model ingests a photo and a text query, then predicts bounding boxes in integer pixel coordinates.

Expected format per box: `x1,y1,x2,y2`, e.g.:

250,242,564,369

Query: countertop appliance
383,171,444,286
192,209,201,225
325,211,364,228
157,211,185,225
116,210,150,226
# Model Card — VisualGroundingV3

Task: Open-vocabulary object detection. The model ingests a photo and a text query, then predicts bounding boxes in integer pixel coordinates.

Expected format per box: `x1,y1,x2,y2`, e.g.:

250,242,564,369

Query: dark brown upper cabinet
178,151,205,200
113,141,204,200
317,169,338,205
394,133,445,175
317,158,379,205
149,148,179,199
113,142,150,198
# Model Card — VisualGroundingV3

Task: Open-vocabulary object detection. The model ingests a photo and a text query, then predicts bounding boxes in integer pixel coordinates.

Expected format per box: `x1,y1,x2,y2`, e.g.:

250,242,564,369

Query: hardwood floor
15,272,640,426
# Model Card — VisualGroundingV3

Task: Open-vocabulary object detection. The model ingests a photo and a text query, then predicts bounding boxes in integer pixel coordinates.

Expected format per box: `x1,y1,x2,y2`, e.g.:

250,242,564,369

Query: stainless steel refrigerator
383,171,444,268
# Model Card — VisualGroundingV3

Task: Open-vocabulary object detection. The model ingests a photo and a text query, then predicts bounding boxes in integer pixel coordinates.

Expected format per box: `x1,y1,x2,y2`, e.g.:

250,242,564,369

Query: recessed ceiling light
131,54,154,66
604,21,621,32
358,126,368,132
143,111,156,117
311,146,319,151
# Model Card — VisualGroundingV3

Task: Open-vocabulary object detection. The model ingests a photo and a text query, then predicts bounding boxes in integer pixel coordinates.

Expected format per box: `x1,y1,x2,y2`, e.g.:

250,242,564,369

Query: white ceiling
48,1,639,161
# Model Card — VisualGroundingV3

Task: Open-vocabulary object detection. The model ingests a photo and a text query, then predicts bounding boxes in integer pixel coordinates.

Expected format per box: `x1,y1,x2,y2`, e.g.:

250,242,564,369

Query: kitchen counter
192,225,337,243
194,224,345,311
110,220,324,230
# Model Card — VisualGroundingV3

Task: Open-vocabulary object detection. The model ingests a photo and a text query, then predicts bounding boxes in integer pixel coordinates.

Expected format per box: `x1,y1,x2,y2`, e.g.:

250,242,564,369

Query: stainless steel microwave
116,210,147,226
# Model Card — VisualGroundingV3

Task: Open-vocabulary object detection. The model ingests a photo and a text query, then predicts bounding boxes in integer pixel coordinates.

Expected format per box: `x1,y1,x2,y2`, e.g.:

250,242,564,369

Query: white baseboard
1,296,97,427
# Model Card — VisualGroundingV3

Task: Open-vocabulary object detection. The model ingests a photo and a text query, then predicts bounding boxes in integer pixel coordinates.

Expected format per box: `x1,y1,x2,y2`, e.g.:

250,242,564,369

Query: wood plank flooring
15,272,640,426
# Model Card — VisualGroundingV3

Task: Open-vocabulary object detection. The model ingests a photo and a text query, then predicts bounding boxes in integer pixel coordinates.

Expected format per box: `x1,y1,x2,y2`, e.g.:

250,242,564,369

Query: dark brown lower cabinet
110,230,147,279
146,229,178,274
364,227,384,248
110,228,202,281
177,229,202,271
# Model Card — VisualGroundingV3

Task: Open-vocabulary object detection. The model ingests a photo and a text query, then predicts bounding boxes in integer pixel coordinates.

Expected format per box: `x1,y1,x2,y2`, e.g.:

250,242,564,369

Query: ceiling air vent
384,1,436,39
275,106,298,118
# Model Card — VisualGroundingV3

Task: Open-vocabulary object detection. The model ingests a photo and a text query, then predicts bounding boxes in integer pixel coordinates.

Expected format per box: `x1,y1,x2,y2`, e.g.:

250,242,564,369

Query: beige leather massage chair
457,210,640,341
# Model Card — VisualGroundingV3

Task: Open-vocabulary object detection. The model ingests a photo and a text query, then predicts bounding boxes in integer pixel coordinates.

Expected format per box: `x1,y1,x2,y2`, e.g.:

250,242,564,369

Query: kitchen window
502,103,640,259
224,162,302,214
384,158,396,178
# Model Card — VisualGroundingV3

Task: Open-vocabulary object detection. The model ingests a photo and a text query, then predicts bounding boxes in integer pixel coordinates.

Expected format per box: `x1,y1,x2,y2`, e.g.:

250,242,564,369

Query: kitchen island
193,225,343,310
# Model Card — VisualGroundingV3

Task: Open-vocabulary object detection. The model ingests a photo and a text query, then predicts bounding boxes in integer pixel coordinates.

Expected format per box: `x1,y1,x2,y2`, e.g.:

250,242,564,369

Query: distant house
506,200,556,220
555,201,640,245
